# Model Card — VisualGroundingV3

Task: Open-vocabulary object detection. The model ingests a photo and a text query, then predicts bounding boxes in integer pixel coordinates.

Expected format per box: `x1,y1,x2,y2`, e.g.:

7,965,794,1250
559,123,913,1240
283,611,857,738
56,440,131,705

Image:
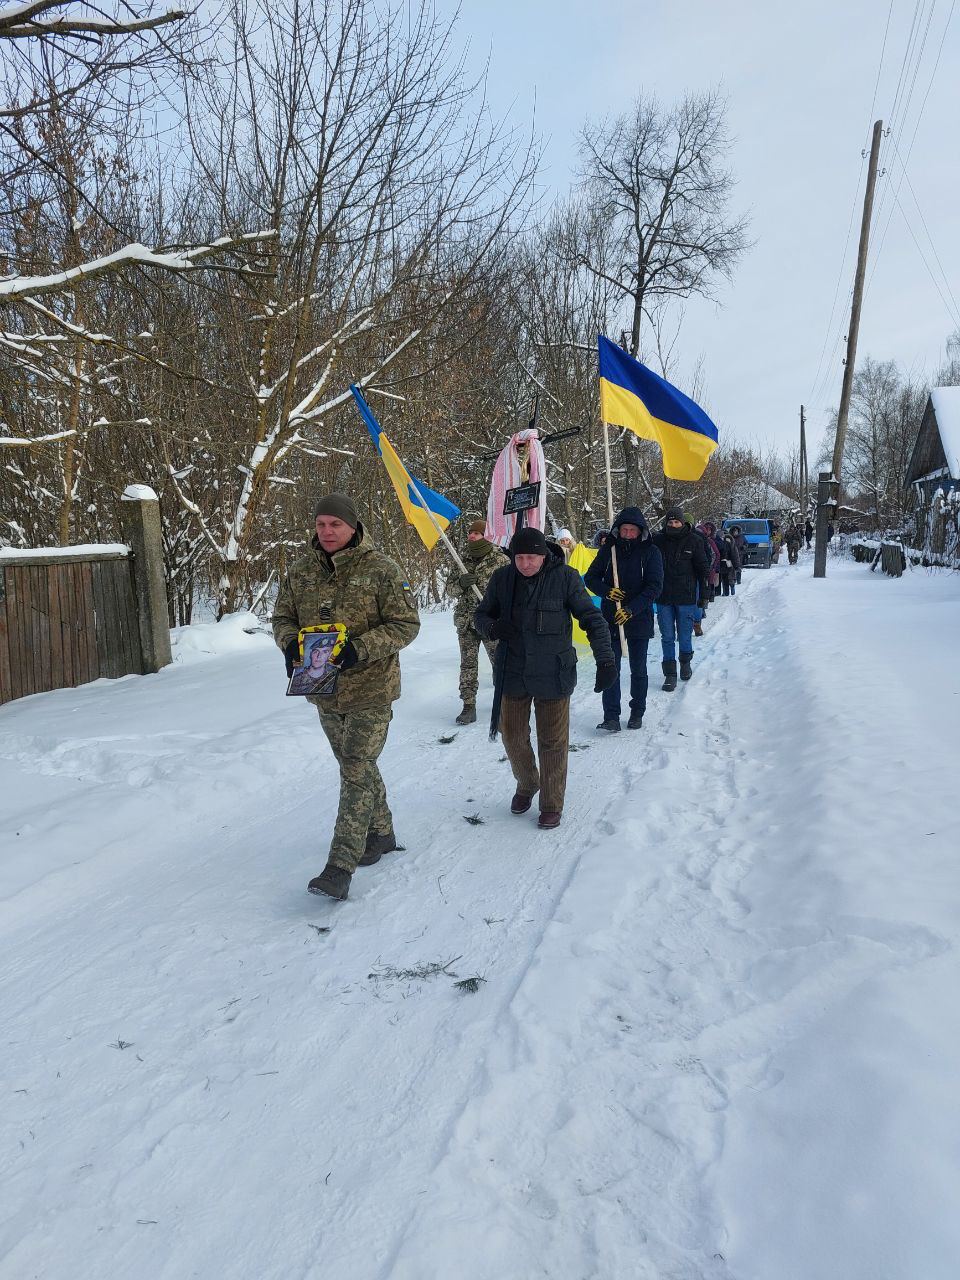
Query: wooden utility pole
815,118,883,579
799,404,808,517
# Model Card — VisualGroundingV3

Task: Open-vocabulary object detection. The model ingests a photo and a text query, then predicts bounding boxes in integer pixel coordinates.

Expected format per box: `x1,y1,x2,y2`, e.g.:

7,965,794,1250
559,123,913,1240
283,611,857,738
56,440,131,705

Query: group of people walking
272,491,756,902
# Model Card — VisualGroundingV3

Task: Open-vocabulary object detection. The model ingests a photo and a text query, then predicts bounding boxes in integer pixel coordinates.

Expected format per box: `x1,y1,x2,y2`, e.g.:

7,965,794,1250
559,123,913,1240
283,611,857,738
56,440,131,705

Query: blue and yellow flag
350,384,460,550
597,335,719,481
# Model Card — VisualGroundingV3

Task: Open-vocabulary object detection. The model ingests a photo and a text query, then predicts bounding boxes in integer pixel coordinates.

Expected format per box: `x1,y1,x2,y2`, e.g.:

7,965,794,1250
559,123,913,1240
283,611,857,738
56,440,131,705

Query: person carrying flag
584,506,663,732
272,493,420,901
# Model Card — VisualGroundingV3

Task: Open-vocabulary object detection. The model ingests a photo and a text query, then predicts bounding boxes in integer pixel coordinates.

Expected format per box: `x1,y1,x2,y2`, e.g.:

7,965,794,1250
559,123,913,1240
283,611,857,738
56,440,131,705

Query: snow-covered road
2,558,959,1280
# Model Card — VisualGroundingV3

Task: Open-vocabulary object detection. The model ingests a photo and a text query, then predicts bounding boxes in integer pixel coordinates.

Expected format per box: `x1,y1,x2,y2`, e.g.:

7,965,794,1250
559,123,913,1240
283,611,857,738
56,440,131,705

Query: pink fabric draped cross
484,429,547,546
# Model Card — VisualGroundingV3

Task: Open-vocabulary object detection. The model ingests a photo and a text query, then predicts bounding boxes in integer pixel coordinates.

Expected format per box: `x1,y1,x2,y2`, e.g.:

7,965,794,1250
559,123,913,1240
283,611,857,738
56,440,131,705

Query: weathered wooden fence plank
0,570,13,705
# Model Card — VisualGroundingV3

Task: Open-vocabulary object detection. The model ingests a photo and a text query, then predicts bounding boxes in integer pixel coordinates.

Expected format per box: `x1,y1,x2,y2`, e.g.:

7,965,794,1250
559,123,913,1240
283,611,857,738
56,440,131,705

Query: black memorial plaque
503,481,541,515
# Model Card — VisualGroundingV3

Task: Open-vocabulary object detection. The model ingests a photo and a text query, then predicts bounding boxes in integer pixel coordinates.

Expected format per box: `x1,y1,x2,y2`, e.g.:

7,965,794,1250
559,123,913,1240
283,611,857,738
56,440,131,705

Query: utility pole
799,404,808,518
815,118,883,579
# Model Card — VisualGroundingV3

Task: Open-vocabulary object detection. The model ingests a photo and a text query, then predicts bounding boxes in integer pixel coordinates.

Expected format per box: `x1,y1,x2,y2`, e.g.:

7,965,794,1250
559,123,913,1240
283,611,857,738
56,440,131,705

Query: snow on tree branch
0,3,187,41
0,230,277,300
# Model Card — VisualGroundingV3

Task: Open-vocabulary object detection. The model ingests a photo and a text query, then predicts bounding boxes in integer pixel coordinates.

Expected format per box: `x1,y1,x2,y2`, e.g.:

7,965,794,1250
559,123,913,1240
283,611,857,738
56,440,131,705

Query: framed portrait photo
286,629,341,697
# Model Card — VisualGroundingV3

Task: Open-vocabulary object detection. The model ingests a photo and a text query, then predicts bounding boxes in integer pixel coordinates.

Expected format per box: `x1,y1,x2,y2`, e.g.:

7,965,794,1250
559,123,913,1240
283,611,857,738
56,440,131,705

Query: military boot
358,829,402,867
455,702,477,725
307,863,351,900
679,653,693,681
661,659,678,692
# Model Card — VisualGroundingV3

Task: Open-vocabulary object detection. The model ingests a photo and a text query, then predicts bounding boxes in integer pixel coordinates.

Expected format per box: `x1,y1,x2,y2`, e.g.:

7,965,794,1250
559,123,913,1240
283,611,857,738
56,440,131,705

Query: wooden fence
0,489,172,706
0,548,142,704
850,540,907,576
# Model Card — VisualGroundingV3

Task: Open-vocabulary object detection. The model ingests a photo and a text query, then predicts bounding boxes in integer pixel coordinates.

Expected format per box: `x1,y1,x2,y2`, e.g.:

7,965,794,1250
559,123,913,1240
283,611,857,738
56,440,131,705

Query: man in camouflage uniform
453,519,509,724
272,493,420,901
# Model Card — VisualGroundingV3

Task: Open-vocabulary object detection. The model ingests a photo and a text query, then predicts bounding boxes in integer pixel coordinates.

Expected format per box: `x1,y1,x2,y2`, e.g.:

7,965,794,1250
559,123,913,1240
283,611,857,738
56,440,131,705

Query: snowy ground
2,556,959,1280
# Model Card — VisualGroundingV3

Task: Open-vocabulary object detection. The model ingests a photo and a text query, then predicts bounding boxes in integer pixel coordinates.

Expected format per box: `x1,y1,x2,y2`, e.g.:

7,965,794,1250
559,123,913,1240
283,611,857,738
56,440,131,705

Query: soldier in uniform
453,519,509,724
273,494,420,901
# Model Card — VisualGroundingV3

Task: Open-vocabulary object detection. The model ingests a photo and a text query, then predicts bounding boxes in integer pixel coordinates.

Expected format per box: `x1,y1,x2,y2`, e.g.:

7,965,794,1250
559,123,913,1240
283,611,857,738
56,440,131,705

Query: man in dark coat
584,505,663,732
651,507,709,690
804,518,814,549
716,527,742,596
474,527,615,830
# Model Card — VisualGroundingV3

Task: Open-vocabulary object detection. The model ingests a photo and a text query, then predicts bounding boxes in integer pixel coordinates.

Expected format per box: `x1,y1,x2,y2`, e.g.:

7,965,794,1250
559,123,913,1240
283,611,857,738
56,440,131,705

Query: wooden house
906,388,960,503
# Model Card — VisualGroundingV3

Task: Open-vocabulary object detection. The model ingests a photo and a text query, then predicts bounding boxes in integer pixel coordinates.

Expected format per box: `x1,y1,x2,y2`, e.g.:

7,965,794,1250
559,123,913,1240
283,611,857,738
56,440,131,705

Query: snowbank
170,610,274,664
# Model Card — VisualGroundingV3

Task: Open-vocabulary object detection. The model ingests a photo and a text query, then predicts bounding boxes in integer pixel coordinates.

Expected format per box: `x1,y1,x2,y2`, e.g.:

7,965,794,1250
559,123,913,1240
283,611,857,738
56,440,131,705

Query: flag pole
404,471,484,603
351,383,482,602
601,420,628,658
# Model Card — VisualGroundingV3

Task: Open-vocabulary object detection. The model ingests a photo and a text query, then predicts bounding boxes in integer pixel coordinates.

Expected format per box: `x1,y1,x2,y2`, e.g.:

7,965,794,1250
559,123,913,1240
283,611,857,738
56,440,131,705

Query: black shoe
679,655,693,681
358,829,402,867
661,659,678,692
597,718,621,732
627,713,643,729
455,703,477,725
307,863,351,899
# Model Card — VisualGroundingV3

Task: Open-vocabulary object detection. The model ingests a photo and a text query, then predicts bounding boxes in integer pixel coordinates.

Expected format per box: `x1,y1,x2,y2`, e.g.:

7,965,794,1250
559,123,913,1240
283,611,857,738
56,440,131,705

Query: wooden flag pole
601,421,628,657
403,472,485,603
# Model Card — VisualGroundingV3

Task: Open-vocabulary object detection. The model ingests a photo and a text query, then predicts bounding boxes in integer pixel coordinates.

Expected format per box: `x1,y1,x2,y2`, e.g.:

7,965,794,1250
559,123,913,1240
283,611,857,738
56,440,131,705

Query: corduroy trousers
499,693,570,814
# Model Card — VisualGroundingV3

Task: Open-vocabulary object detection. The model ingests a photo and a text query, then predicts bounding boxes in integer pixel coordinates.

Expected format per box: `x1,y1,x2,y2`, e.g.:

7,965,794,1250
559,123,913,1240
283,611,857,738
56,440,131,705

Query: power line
866,0,954,296
891,134,960,324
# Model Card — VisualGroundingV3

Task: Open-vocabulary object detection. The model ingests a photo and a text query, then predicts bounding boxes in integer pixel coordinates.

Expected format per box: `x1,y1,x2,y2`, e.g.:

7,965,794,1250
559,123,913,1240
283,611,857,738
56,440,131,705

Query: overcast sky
438,0,960,460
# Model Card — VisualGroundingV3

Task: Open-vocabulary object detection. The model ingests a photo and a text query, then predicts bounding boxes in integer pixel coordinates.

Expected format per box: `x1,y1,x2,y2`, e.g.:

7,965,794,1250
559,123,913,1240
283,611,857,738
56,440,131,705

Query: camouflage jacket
453,541,509,628
272,531,420,711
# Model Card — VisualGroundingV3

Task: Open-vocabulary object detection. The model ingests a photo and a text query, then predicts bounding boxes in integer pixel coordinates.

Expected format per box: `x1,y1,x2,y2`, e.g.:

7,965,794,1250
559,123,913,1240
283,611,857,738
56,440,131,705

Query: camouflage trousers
499,694,570,814
316,704,394,873
456,619,497,703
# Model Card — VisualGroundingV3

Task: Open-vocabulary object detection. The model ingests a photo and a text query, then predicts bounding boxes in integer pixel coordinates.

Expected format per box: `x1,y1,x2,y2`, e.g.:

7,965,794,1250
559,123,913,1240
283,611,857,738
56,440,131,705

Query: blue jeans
602,632,649,720
657,604,697,661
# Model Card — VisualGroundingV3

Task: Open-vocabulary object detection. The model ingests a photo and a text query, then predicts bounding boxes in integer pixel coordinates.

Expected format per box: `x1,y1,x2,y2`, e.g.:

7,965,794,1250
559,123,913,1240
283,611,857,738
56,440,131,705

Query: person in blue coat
584,505,664,732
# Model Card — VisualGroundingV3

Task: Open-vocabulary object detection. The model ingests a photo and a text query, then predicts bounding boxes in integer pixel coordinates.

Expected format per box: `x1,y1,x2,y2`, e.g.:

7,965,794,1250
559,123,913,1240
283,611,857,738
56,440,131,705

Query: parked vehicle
722,518,773,568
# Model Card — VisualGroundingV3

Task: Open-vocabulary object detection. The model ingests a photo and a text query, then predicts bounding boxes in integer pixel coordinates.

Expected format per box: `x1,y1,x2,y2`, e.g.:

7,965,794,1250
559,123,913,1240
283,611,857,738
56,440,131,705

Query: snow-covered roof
928,387,960,480
729,477,795,512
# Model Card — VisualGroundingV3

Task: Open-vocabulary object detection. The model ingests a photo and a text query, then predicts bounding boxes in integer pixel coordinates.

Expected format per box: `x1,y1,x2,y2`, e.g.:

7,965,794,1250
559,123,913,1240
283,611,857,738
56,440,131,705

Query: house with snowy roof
906,387,960,502
727,476,795,517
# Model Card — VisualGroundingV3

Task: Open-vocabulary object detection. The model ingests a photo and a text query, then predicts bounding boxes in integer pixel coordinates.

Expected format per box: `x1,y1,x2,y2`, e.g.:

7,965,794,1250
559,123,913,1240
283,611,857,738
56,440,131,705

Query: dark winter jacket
652,522,710,607
716,531,742,577
584,506,663,640
474,544,613,699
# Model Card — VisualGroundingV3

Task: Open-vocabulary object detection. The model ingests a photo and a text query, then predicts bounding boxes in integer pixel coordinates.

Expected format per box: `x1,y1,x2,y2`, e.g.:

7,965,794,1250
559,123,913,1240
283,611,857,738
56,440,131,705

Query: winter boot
358,829,403,868
510,791,534,815
537,810,562,830
627,712,644,729
455,702,477,725
679,653,693,681
693,619,704,637
307,862,351,900
596,718,621,732
661,659,678,692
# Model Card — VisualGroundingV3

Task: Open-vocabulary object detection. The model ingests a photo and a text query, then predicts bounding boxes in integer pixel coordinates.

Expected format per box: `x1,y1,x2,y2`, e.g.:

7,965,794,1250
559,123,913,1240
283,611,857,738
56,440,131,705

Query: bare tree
159,0,535,615
576,90,749,497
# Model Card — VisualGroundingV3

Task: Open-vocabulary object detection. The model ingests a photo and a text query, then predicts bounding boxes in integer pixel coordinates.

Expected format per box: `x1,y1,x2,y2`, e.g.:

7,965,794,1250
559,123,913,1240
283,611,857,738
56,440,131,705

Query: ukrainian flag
350,384,460,550
597,335,719,481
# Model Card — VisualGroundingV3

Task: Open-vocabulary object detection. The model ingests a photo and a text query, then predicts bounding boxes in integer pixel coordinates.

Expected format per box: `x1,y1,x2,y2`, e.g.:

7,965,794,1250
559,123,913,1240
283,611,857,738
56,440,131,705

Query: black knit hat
313,493,359,528
510,526,549,556
664,506,685,523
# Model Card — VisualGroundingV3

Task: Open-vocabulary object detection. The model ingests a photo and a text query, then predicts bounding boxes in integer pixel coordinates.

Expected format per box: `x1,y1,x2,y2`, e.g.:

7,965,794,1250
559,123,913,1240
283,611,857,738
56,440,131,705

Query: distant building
728,477,795,518
906,388,960,560
906,387,960,502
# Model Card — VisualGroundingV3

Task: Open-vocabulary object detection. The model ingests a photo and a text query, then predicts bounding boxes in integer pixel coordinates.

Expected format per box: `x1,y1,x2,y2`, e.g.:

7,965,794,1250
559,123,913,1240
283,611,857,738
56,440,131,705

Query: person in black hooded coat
584,506,663,731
